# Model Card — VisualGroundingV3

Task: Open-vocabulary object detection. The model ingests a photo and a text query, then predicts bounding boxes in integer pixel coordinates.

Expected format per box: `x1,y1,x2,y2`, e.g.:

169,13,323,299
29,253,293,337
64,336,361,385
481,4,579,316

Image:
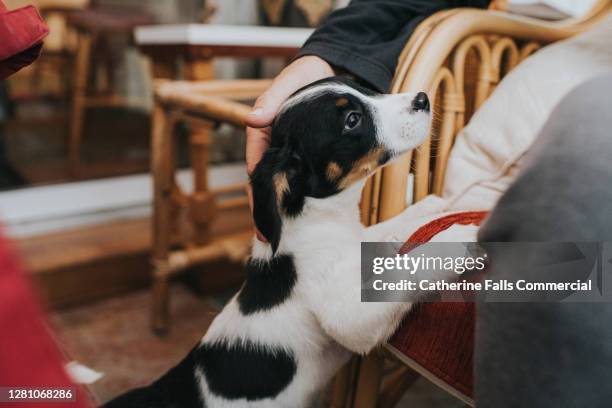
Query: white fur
373,93,431,154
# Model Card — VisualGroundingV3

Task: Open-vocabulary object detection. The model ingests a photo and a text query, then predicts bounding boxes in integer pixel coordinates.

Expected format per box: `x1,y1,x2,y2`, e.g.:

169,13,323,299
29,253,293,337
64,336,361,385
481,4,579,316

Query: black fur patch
196,340,297,401
250,153,306,253
238,255,297,315
378,150,392,165
103,346,202,408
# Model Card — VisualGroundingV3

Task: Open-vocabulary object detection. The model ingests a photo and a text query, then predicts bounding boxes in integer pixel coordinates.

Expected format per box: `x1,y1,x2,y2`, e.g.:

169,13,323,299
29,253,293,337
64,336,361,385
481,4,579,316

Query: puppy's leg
306,227,470,354
304,249,407,354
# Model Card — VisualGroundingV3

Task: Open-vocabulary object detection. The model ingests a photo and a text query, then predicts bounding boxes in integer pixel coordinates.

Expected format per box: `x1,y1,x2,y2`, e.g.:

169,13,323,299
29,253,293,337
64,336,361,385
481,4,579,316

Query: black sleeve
296,0,491,92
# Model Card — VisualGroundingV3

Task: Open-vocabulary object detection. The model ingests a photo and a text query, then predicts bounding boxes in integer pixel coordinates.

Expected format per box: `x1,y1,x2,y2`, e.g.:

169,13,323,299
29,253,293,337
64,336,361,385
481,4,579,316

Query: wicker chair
341,2,611,407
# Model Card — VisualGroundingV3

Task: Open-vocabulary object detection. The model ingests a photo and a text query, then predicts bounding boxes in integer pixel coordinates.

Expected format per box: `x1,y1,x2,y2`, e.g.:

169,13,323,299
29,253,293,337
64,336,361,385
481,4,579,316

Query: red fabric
0,230,91,408
400,211,489,253
389,211,489,399
0,1,48,79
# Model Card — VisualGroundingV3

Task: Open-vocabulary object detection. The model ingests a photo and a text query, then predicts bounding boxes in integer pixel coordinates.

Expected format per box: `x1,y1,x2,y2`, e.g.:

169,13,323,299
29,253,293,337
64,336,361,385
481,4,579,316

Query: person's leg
476,74,612,407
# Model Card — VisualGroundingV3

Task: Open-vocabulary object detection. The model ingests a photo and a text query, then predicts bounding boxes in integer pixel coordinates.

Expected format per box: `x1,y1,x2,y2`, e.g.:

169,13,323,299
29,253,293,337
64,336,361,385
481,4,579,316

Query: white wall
0,163,247,237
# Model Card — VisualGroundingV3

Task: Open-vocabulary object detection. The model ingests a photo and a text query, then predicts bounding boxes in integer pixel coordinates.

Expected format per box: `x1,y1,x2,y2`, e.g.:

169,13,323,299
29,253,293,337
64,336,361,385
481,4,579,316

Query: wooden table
134,24,313,334
135,24,313,80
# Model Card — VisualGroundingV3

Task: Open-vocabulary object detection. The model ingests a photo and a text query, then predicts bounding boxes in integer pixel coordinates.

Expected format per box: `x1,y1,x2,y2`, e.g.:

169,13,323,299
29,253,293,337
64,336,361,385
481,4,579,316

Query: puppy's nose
411,92,430,112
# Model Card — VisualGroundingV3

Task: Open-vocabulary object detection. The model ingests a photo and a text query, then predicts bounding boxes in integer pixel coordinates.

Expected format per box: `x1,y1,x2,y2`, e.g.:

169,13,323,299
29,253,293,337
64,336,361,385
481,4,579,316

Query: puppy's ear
250,148,306,254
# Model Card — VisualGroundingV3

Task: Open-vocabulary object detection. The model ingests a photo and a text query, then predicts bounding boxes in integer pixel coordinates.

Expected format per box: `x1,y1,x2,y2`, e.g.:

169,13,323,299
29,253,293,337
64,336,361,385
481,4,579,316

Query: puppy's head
251,77,431,252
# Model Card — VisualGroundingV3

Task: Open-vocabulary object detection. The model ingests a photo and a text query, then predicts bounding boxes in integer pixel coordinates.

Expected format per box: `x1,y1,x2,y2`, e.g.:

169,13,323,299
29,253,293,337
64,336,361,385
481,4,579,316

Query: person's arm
297,0,491,92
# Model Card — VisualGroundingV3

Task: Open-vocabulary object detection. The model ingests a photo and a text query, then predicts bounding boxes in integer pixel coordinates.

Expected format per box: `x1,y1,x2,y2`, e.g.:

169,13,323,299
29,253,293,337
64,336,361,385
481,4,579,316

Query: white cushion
369,15,612,242
442,14,612,212
506,0,599,20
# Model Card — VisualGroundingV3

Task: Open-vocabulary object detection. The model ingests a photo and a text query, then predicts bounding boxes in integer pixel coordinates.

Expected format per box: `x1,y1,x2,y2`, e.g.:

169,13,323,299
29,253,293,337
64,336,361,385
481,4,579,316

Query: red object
0,0,48,79
0,230,91,408
389,211,489,400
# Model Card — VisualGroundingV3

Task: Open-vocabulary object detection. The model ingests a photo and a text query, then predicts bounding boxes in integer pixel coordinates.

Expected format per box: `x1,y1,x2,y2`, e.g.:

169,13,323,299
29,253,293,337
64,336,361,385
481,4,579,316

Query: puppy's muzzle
411,92,430,112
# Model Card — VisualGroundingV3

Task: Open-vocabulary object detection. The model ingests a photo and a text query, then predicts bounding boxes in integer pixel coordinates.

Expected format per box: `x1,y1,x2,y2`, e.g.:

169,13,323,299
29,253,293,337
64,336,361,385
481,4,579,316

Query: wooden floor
53,286,460,407
52,285,220,404
17,204,252,309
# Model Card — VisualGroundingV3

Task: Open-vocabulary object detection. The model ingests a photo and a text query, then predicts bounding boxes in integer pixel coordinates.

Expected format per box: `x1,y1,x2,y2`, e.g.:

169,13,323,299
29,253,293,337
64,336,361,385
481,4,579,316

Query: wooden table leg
189,121,216,246
150,57,176,81
183,59,214,81
68,30,93,177
183,59,215,247
99,35,116,96
149,57,178,335
151,101,175,335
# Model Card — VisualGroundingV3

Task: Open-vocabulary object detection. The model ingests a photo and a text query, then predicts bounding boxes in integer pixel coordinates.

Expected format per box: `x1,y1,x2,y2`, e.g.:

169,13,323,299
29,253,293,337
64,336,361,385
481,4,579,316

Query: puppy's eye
344,112,361,130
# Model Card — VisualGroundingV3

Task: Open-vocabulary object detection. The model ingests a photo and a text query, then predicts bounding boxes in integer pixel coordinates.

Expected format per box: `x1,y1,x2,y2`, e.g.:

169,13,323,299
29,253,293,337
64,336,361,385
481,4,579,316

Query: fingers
245,65,300,129
246,183,269,243
245,90,286,129
245,55,335,129
244,65,304,128
246,126,270,242
246,125,271,175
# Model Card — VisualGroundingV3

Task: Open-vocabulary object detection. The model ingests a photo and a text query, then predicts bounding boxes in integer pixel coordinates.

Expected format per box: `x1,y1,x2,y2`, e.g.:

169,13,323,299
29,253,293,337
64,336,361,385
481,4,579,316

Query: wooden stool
150,78,271,334
25,1,88,100
66,5,154,176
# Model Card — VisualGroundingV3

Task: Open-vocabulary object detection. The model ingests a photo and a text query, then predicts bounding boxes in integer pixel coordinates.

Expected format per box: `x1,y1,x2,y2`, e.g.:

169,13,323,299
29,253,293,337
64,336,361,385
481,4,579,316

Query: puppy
105,77,432,408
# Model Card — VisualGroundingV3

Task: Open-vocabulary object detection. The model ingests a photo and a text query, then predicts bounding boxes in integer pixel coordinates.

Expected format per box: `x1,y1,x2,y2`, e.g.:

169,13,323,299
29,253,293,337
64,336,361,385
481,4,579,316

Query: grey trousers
476,74,612,407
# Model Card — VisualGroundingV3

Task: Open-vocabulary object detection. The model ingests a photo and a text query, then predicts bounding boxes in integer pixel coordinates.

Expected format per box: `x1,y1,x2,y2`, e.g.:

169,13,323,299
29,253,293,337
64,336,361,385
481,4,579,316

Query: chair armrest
393,6,609,93
155,79,272,100
154,79,272,127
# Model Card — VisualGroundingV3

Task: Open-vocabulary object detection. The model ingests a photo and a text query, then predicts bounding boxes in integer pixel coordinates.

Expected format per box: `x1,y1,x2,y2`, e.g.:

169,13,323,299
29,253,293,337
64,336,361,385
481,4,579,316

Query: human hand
245,55,335,241
245,55,335,174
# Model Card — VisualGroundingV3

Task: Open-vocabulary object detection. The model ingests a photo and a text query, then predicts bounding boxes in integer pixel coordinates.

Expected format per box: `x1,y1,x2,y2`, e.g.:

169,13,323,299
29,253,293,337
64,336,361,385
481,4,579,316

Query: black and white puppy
105,77,432,408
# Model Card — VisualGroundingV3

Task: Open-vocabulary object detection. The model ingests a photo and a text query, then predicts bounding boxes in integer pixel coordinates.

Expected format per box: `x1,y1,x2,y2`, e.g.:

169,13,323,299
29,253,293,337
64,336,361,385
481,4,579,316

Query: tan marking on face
335,97,349,107
273,172,290,208
338,147,385,189
326,162,343,181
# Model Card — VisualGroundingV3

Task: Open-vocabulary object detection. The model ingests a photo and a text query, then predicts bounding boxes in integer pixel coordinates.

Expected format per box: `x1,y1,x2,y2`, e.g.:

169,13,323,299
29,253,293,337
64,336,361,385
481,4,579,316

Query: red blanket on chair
389,211,488,402
0,0,48,79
